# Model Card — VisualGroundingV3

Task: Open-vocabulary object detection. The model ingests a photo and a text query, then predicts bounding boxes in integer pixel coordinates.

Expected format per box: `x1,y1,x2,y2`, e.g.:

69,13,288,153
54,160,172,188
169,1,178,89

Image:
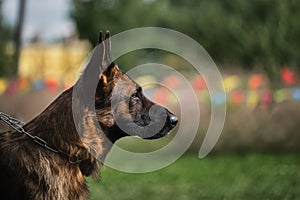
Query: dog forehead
115,73,138,92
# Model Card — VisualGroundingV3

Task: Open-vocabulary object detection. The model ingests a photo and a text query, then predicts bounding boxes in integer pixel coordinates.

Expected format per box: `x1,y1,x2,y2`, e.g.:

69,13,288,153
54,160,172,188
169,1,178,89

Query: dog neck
22,88,112,179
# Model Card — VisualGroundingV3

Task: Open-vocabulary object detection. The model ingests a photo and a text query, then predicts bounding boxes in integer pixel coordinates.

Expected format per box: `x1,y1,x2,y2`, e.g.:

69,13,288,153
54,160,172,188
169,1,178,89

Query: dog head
95,63,178,142
78,31,178,143
95,32,177,142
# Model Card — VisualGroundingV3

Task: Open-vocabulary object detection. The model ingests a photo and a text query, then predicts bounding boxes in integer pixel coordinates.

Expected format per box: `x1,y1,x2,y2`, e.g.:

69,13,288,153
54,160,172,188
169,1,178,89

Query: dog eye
131,93,140,100
137,87,142,92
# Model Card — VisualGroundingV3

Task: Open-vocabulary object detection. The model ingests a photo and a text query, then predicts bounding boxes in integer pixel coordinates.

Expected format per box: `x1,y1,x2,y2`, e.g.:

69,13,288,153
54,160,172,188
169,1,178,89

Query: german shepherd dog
0,32,178,200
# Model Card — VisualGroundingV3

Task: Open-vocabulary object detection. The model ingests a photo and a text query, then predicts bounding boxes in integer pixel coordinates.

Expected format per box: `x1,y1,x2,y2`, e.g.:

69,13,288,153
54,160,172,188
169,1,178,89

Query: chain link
0,112,81,164
0,112,27,135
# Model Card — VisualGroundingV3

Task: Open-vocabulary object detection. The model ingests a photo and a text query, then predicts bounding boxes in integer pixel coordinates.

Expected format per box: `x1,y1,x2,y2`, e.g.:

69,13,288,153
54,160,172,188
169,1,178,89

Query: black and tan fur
0,32,178,200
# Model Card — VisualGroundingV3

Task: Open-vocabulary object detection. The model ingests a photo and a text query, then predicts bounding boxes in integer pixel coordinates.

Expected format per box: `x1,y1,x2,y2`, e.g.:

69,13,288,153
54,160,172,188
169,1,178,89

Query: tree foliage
70,0,300,76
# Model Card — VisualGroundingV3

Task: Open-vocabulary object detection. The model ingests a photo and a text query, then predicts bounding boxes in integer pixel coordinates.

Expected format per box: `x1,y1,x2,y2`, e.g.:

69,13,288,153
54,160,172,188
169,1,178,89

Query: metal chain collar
0,112,81,164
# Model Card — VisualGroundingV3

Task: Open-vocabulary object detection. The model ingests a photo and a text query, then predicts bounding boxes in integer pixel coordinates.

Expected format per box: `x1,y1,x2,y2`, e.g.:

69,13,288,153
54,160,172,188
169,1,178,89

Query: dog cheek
99,114,115,127
79,158,99,178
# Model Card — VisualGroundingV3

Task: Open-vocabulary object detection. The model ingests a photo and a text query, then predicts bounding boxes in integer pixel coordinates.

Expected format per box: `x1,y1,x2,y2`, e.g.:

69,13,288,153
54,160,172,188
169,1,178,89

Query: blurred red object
6,80,18,95
192,76,206,91
45,79,60,92
281,67,297,85
162,75,180,89
152,89,168,105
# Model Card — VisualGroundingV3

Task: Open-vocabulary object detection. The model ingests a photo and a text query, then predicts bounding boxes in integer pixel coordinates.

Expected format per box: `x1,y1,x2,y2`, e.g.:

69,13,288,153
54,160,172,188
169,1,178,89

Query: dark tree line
0,0,26,78
1,0,299,77
0,0,13,76
70,0,300,76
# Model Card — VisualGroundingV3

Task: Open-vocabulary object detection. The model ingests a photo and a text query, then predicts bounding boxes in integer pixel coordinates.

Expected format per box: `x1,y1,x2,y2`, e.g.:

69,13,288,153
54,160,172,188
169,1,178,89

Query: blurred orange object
231,90,245,104
248,74,264,89
17,77,30,91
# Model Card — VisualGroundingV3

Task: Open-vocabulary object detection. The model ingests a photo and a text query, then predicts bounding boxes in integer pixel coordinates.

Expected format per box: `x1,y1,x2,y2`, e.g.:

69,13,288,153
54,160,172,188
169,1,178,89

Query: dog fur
0,32,177,200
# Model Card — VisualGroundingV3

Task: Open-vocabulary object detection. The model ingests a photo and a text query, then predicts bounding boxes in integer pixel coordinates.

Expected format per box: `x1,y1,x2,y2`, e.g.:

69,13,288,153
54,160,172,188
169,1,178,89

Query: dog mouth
118,111,178,140
144,115,178,140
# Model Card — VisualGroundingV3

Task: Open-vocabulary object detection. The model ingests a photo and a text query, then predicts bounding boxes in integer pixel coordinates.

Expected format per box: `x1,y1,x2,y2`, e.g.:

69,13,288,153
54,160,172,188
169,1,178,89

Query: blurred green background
70,0,300,76
1,0,300,199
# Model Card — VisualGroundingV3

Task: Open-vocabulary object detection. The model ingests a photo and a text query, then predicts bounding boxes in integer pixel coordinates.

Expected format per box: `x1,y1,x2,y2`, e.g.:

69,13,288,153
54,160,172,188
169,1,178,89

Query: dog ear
97,31,104,45
98,64,120,86
99,74,108,85
98,31,113,73
80,30,113,81
104,31,112,66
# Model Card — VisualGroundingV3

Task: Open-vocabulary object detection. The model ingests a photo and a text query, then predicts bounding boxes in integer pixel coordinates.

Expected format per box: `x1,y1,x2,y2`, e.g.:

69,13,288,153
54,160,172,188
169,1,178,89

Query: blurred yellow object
246,90,259,109
198,90,210,103
18,39,91,82
166,91,178,105
0,78,7,95
223,75,241,92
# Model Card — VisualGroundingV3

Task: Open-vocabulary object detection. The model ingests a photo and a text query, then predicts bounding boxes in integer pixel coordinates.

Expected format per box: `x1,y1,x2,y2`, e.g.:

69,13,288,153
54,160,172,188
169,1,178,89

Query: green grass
88,153,300,200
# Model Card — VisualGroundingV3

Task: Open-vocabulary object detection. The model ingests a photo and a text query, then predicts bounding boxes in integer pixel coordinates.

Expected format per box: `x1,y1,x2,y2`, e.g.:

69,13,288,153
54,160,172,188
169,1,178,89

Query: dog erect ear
97,31,113,73
98,64,120,86
97,31,117,85
104,31,112,67
99,74,108,85
80,30,113,81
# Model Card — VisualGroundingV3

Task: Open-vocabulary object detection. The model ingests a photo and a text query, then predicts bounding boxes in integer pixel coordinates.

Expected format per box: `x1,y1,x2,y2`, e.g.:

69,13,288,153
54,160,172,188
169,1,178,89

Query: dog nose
169,114,178,127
